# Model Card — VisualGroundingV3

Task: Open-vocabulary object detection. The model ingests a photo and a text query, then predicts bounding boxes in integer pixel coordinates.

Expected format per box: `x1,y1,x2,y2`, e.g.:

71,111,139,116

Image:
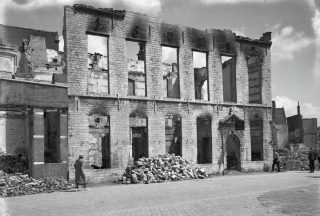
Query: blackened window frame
192,49,209,101
221,53,237,103
161,44,180,99
126,38,147,97
86,31,110,94
247,54,263,104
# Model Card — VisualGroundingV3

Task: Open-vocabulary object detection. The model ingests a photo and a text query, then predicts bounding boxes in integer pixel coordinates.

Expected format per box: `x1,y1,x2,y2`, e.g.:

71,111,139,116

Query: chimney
272,100,276,118
260,32,272,42
297,101,300,115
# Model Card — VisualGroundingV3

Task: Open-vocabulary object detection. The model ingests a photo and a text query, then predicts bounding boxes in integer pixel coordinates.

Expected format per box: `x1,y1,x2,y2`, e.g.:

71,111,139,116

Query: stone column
31,108,45,178
59,110,68,163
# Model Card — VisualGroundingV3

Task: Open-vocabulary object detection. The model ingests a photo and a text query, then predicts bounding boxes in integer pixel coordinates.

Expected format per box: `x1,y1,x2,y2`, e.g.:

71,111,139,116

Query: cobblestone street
1,171,319,216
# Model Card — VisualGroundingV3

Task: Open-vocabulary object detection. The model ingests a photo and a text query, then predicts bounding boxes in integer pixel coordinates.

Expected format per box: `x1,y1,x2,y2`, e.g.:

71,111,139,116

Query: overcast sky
1,0,319,122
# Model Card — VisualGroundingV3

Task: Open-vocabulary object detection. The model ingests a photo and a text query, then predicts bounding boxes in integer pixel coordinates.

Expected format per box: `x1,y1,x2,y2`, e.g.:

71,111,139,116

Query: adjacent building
286,102,318,150
0,24,68,178
303,118,318,149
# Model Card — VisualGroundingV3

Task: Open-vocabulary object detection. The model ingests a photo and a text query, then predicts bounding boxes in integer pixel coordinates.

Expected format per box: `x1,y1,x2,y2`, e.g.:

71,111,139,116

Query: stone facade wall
64,5,273,181
0,111,26,154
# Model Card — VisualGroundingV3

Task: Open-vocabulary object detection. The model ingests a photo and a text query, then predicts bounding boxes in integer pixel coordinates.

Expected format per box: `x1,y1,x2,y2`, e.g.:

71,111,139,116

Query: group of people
272,147,320,173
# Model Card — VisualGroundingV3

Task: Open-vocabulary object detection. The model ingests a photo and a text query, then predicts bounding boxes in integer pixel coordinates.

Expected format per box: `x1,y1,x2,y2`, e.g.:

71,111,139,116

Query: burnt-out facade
64,4,273,182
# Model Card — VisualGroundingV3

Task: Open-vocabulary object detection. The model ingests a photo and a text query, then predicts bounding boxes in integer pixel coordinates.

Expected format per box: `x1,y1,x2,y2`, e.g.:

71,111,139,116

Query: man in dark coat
74,155,87,190
272,151,280,172
318,149,320,169
308,148,317,173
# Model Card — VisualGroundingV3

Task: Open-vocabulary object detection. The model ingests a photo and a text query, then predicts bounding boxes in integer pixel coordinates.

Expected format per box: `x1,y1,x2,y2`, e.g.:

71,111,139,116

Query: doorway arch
226,133,240,171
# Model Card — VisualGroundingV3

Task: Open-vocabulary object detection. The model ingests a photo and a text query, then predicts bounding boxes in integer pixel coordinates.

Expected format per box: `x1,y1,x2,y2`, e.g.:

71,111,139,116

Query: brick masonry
64,5,273,182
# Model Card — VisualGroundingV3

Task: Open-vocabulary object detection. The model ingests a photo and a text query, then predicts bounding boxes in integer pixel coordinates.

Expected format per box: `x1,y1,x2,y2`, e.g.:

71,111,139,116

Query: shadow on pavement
258,184,320,216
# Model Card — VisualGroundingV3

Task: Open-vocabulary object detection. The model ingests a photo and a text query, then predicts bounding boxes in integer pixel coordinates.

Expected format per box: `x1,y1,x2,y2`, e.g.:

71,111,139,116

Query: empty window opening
165,116,182,156
127,41,146,96
250,119,263,161
193,51,208,101
44,111,60,163
247,56,262,104
87,34,109,95
0,55,15,73
88,115,110,169
130,116,148,161
197,118,212,164
222,55,237,103
128,79,135,96
162,46,179,98
87,34,108,71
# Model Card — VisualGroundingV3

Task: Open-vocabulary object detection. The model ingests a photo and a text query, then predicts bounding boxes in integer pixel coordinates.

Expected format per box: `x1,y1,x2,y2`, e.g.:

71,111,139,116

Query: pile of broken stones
0,171,73,197
117,154,208,184
278,149,316,171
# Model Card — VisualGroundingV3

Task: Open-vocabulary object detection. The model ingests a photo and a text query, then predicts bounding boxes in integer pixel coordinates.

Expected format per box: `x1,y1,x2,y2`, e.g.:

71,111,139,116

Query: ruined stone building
287,103,304,145
64,4,273,182
287,102,319,150
0,24,68,178
271,101,288,148
317,127,320,147
303,118,318,149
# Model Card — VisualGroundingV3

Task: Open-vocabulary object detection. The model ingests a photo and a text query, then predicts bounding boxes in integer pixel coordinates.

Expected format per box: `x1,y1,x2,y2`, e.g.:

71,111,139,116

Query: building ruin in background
0,24,68,178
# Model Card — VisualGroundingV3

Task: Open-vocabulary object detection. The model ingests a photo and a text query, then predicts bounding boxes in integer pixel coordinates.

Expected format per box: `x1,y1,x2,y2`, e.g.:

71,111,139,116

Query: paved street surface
1,171,320,216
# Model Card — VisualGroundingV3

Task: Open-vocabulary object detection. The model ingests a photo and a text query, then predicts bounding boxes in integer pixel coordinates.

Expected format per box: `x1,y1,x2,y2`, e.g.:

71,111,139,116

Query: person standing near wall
74,155,88,190
317,149,320,169
272,151,280,172
308,148,316,173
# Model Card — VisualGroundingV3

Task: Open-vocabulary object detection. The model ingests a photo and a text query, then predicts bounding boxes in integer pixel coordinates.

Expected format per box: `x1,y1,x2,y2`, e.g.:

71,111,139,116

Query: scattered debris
0,171,73,197
278,148,319,171
116,154,208,184
0,155,28,174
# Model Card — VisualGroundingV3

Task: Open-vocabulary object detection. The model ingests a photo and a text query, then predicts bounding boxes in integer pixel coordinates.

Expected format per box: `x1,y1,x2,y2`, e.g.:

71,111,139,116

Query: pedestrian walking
272,151,280,172
74,155,88,190
308,148,317,173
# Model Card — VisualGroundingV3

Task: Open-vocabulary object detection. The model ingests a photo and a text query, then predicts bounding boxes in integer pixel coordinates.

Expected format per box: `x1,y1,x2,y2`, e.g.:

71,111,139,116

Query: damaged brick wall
0,111,26,154
65,5,273,180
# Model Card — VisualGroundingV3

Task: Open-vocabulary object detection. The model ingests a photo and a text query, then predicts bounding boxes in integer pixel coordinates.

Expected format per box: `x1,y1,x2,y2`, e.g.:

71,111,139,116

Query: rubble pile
117,154,208,184
0,155,28,174
0,171,73,197
278,149,314,171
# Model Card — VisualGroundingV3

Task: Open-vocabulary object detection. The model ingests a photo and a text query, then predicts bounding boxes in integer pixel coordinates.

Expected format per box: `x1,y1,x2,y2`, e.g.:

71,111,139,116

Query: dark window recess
88,115,110,169
128,79,135,96
250,119,263,161
248,56,262,104
222,55,237,103
165,116,182,156
197,118,212,164
44,111,60,163
127,41,146,96
193,51,208,101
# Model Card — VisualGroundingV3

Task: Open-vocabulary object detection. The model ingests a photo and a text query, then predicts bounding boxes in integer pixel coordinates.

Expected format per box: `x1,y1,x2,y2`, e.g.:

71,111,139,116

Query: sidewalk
1,171,319,216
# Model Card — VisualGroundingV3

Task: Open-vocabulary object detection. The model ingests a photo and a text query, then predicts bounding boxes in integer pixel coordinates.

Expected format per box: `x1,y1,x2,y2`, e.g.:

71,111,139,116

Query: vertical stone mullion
31,108,45,178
